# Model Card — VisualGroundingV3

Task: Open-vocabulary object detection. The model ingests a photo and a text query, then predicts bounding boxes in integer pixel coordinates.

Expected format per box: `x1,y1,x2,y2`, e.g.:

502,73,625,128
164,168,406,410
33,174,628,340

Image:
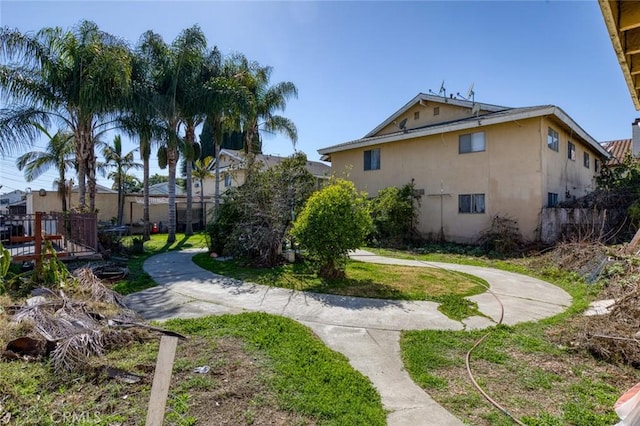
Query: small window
595,159,600,173
458,193,485,214
364,148,381,171
568,142,576,160
434,107,440,116
459,132,486,154
414,111,420,120
224,173,232,187
583,152,590,168
547,192,559,207
547,127,559,152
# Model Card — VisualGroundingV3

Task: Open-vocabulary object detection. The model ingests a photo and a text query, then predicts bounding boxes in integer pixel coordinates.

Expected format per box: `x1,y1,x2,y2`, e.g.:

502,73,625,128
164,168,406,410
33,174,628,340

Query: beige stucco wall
377,101,495,136
541,116,600,203
330,116,601,243
27,191,178,226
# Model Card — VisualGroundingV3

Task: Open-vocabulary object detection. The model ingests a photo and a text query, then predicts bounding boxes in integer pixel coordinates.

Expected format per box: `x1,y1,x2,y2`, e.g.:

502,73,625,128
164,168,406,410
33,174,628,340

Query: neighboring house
599,0,640,110
318,93,610,243
199,149,331,198
601,119,640,166
26,184,174,228
146,182,186,196
0,190,24,214
602,138,632,166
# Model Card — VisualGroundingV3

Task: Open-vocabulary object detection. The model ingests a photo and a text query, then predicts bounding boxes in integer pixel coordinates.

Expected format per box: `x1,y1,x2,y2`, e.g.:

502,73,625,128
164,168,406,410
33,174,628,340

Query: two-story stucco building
318,93,610,243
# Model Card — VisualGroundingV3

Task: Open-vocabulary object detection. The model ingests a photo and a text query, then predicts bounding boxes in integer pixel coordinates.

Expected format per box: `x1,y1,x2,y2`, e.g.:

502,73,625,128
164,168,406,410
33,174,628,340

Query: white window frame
568,142,576,161
364,148,381,171
548,127,559,152
459,132,486,154
583,152,590,168
458,193,485,214
224,172,232,187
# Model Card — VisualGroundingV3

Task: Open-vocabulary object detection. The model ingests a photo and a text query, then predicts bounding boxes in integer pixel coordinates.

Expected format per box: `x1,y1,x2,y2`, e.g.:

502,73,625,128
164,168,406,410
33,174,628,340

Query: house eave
599,0,640,110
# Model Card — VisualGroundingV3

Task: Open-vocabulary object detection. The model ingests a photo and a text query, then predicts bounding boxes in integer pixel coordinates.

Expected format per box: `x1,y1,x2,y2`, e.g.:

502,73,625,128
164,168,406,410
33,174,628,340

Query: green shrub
0,241,10,294
369,181,420,248
291,179,372,279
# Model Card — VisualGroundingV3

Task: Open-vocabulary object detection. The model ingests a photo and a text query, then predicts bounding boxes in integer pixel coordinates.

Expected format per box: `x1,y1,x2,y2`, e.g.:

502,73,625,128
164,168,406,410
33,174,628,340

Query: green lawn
384,246,639,425
0,312,385,425
192,252,487,302
112,233,208,295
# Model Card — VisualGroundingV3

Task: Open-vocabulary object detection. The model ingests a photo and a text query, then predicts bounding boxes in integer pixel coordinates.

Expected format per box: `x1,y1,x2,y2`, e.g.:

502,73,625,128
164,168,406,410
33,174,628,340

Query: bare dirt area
172,336,316,426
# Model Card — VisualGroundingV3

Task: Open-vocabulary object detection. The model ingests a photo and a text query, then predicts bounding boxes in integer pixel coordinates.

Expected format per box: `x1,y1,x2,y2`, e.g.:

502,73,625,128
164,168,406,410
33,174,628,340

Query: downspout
537,117,545,241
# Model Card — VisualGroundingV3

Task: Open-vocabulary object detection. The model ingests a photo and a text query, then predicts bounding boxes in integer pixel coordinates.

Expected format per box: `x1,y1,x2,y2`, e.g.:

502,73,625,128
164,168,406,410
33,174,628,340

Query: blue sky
0,0,636,194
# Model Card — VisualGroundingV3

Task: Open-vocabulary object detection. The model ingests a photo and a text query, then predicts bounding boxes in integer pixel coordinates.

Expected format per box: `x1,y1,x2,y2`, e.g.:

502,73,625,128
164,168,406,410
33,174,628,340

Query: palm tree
176,31,209,236
192,156,214,229
119,47,163,241
101,135,141,226
200,53,252,210
16,124,75,212
237,57,298,154
0,21,133,212
139,27,206,244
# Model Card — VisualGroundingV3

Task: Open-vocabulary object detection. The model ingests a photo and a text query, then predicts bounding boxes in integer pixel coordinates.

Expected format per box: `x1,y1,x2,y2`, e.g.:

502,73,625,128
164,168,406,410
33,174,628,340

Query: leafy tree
369,181,420,248
0,21,133,211
118,174,142,194
208,152,316,266
291,179,372,279
101,135,141,226
148,174,169,186
16,124,75,212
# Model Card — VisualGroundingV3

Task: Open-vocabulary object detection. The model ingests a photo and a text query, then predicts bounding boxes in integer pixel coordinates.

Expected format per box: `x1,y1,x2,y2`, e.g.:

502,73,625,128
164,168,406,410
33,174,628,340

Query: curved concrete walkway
125,249,572,426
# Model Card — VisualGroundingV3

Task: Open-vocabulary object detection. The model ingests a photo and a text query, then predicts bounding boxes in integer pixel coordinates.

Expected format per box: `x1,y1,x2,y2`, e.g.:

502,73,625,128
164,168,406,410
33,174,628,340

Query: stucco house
318,93,610,243
198,149,331,199
0,190,24,214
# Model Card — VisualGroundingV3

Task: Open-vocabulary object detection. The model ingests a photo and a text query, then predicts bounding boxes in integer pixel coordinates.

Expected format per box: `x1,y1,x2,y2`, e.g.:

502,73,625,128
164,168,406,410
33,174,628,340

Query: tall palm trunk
76,132,88,211
167,145,178,244
200,176,205,229
87,147,97,213
184,124,196,236
214,125,223,210
58,166,68,213
117,179,125,225
141,137,151,241
76,120,96,212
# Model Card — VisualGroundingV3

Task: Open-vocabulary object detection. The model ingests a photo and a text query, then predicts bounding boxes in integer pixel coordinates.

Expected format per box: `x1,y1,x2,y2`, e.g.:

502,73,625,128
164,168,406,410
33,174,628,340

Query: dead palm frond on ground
3,267,143,372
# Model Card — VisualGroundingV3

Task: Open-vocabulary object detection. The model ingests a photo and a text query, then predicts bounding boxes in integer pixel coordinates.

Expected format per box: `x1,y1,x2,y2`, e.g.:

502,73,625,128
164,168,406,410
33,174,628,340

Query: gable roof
601,138,632,165
364,93,509,138
319,101,610,159
147,182,185,196
72,184,117,194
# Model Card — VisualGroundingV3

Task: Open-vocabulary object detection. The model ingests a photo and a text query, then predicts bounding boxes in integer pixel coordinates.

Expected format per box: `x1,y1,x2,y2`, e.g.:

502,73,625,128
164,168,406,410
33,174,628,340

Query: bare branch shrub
476,215,524,256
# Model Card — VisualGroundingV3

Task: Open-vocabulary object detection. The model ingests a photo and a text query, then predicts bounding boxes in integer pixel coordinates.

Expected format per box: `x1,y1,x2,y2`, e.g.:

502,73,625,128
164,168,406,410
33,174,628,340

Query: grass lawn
112,233,208,295
371,247,639,425
0,312,385,425
192,253,487,302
